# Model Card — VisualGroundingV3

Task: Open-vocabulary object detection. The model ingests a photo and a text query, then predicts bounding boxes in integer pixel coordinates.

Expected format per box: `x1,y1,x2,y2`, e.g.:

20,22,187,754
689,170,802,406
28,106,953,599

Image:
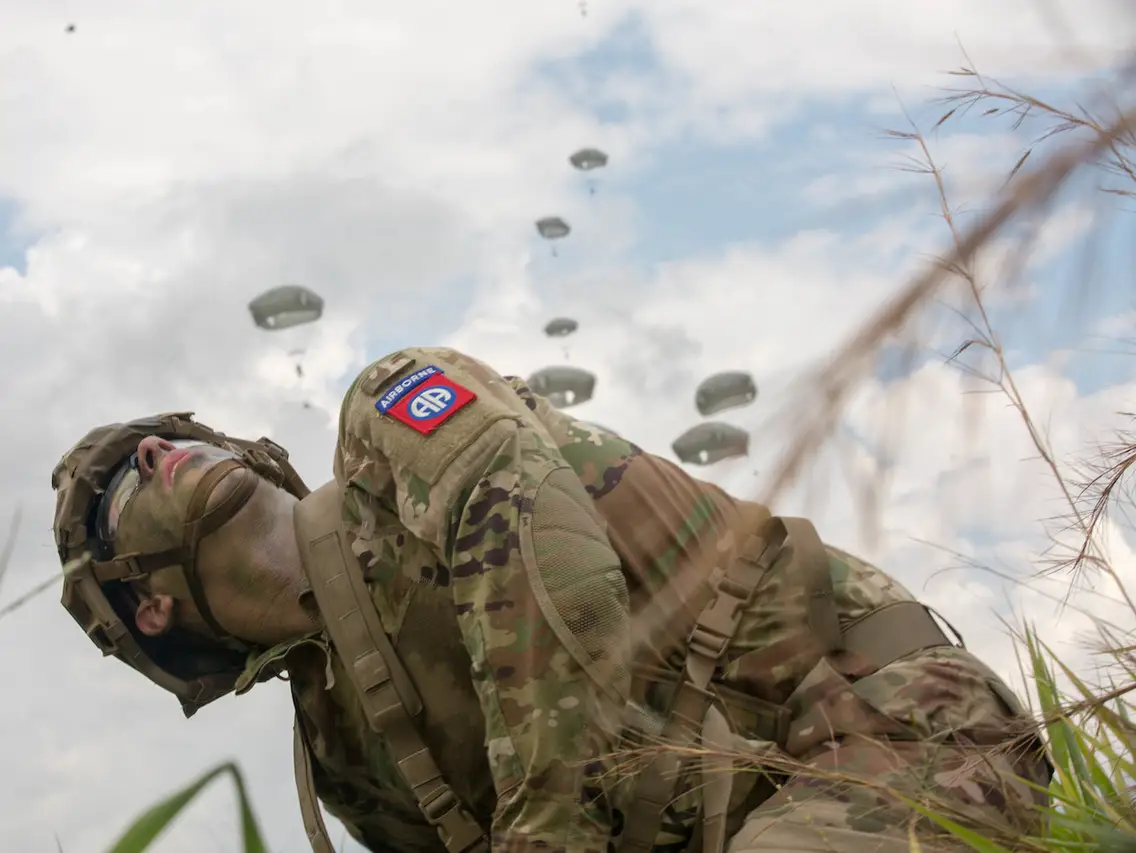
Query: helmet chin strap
91,458,260,653
178,459,259,648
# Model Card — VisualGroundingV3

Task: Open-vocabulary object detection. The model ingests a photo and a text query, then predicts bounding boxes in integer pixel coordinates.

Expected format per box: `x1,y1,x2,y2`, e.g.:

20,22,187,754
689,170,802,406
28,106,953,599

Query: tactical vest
289,481,968,853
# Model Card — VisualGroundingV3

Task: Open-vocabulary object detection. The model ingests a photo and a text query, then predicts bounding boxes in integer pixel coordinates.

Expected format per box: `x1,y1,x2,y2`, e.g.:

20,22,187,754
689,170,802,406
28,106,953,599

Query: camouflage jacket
235,347,1022,853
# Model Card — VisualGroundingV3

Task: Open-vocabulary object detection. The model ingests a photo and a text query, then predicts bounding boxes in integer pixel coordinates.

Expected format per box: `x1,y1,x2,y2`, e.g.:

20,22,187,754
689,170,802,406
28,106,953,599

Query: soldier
51,346,1050,853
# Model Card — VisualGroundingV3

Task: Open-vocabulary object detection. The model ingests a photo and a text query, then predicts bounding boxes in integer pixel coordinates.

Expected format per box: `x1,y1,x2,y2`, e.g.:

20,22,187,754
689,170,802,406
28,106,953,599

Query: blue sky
0,196,33,274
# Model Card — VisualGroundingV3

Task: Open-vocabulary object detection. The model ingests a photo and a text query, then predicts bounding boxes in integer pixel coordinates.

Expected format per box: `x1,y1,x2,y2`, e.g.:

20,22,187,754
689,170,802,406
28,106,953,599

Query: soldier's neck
242,524,322,646
201,511,322,647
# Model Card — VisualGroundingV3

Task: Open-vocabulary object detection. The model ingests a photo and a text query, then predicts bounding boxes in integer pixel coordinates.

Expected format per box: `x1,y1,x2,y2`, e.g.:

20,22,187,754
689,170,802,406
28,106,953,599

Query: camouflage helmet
51,411,310,717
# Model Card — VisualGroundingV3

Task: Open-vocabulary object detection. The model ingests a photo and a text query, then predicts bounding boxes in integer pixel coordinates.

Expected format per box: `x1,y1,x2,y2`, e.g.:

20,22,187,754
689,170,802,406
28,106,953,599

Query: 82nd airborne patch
378,365,477,436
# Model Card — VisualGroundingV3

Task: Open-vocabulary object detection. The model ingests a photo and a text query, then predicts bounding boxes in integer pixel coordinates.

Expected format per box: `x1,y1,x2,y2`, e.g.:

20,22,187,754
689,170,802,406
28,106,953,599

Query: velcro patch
385,373,476,436
375,365,444,413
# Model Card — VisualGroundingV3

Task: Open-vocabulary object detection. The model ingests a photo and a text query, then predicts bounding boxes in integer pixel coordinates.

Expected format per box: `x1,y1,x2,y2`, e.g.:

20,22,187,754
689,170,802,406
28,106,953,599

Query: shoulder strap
294,481,488,853
293,706,336,853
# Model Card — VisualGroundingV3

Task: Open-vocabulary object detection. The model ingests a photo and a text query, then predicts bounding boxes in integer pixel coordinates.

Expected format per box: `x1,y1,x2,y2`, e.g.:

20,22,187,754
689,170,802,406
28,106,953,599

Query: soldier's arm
338,347,631,853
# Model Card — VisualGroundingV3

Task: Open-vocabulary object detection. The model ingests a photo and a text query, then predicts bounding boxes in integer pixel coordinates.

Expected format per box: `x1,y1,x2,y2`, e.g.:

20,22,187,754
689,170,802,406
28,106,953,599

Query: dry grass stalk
0,505,21,591
752,102,1135,519
906,56,1136,754
0,572,63,621
934,53,1136,197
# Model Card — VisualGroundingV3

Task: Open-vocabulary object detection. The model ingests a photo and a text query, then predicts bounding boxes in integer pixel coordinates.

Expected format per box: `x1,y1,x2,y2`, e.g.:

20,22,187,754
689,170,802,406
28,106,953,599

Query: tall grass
690,51,1136,852
876,55,1136,851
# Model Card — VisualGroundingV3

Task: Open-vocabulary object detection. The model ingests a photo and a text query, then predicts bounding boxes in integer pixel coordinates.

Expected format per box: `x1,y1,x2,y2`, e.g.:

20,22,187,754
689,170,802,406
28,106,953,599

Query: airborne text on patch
375,365,444,413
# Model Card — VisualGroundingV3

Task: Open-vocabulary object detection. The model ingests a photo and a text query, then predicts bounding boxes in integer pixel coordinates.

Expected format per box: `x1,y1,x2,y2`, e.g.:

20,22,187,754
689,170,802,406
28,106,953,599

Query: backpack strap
294,481,488,853
618,516,959,853
293,708,336,853
618,516,800,853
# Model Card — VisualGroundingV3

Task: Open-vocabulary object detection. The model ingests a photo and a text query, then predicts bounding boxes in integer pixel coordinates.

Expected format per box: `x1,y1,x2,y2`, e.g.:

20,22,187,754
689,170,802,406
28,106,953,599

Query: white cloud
0,1,1131,850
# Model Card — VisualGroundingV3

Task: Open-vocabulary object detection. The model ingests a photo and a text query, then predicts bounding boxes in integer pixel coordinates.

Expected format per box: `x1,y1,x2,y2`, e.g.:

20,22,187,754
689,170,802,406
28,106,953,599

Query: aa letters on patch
384,372,477,436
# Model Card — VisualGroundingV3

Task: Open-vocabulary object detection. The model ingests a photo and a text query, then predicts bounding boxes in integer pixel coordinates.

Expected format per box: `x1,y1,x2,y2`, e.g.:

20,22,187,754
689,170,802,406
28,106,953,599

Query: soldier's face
105,437,307,643
104,436,243,554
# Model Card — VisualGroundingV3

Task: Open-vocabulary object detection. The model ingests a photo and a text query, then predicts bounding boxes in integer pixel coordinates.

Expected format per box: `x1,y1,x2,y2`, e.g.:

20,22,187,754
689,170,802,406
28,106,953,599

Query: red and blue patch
380,367,477,435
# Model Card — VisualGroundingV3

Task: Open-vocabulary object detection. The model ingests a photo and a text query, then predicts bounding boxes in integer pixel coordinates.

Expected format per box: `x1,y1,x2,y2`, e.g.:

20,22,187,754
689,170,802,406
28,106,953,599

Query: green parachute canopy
672,422,750,466
695,371,758,417
248,285,324,331
568,148,609,171
543,317,579,338
527,365,596,409
535,217,571,240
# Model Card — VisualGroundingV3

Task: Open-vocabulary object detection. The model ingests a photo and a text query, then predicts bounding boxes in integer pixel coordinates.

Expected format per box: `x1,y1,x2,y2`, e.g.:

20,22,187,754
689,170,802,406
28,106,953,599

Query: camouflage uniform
233,347,1050,853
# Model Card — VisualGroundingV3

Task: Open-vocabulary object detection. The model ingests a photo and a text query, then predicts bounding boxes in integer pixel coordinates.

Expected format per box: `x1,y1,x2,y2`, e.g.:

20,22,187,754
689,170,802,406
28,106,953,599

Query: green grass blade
104,761,267,853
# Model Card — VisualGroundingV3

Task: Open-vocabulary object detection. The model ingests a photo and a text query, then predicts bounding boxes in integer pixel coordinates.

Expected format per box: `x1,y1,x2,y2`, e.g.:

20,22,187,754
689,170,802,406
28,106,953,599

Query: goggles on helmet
95,439,237,543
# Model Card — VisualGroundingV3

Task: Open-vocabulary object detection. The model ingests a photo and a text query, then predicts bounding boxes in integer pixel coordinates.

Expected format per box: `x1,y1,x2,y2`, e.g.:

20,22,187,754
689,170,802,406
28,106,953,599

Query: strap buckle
421,785,460,825
687,568,759,663
421,786,485,853
717,574,754,602
256,435,291,460
688,624,730,661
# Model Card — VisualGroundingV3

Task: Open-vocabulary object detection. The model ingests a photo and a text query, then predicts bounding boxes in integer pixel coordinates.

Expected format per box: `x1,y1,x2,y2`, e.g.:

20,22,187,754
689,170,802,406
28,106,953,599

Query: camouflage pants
726,736,1050,853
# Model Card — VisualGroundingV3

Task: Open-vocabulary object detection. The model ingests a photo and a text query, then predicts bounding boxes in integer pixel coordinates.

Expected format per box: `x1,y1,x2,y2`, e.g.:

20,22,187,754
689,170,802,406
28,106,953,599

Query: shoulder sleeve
336,347,631,853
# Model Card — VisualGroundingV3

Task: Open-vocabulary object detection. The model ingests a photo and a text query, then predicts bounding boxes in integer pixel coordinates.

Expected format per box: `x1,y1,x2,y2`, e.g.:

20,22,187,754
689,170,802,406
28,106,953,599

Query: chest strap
617,516,959,853
294,481,488,853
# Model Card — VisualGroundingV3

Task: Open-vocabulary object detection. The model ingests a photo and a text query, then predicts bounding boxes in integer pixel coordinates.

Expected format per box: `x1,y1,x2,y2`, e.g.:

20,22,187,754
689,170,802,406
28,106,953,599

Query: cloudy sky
1,1,1134,851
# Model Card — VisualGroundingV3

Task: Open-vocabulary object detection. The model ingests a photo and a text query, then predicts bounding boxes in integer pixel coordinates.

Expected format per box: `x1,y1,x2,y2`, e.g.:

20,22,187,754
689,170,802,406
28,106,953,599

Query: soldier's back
513,380,1035,844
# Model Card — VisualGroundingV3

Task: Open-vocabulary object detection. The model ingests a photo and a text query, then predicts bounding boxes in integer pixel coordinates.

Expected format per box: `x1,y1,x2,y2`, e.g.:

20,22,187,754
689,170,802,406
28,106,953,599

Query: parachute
695,371,758,417
249,286,323,386
248,285,324,331
535,217,571,257
568,148,608,171
569,147,608,195
672,422,750,466
543,317,579,338
527,365,596,409
535,217,571,239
